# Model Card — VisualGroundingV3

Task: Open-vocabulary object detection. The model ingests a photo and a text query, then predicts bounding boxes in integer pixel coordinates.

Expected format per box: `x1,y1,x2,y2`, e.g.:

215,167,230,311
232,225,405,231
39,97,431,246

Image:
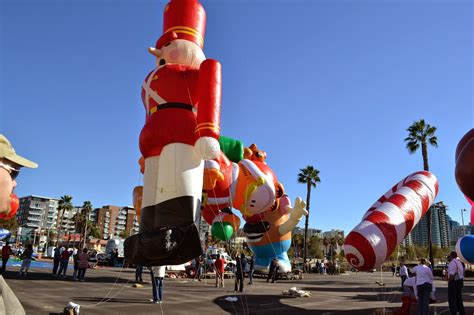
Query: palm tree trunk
303,181,311,273
421,142,434,267
421,142,429,172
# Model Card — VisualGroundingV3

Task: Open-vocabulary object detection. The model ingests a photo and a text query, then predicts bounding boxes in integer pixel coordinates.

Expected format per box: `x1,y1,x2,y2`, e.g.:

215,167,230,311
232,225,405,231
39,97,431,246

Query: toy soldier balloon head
149,0,206,69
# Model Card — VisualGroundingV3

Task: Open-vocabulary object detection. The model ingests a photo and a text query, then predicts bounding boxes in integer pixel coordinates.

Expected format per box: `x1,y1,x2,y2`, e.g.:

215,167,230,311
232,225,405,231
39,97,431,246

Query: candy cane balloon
344,171,439,271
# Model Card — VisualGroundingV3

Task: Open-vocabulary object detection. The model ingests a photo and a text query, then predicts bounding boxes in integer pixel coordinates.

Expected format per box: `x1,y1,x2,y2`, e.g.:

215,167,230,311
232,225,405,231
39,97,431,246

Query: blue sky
1,0,472,234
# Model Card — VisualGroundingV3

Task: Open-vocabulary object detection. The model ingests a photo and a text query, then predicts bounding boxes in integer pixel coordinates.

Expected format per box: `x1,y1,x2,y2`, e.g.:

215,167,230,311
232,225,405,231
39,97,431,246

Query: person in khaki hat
0,134,37,214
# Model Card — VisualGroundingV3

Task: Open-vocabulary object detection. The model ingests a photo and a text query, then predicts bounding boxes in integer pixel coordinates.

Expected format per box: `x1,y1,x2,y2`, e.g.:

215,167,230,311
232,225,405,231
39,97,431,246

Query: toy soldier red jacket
139,59,221,158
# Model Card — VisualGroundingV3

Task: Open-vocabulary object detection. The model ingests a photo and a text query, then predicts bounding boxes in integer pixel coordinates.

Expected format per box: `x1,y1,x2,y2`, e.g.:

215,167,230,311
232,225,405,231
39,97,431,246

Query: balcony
28,216,41,221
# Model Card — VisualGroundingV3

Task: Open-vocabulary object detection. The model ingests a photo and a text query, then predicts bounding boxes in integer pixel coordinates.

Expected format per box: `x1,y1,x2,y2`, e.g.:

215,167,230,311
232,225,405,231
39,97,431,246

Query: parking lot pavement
4,267,474,314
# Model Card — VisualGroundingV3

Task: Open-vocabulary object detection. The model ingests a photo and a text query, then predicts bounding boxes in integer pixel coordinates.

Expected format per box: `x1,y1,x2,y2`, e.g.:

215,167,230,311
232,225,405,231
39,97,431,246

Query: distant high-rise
93,205,138,239
17,195,58,230
16,195,59,243
411,201,450,247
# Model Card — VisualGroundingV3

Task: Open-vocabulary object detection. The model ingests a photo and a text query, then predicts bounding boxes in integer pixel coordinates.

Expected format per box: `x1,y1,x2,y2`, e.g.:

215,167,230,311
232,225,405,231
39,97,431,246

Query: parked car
97,252,109,265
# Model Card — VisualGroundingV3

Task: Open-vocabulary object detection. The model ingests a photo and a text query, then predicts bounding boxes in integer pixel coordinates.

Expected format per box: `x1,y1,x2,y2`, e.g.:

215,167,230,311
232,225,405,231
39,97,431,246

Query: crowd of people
398,252,466,315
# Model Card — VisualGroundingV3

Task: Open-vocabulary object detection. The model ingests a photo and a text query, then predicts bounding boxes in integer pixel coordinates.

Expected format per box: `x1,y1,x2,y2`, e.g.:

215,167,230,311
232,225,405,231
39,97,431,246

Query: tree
57,195,73,244
81,201,93,248
0,217,18,231
322,237,330,258
291,233,304,258
297,165,321,272
404,119,438,267
85,221,101,240
308,235,323,259
119,230,129,238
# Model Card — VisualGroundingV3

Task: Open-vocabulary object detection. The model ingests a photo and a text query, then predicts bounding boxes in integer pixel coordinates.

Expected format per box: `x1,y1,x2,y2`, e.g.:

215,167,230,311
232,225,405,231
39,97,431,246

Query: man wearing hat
126,0,222,267
0,135,37,215
447,251,465,315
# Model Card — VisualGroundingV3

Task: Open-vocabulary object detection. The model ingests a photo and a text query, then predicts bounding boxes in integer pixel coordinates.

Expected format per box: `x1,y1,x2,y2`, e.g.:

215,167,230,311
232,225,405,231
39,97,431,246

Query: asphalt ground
4,265,474,315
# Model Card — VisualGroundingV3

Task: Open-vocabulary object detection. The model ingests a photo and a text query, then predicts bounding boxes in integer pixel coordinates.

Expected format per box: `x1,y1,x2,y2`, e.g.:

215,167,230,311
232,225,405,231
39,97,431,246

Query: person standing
57,248,71,277
194,256,203,281
72,249,79,280
135,264,144,283
214,254,226,288
234,253,246,292
150,266,165,304
52,246,62,276
19,244,33,277
248,255,255,285
267,258,277,283
77,248,90,281
447,251,465,315
399,262,408,289
411,258,434,315
272,259,280,283
1,242,13,274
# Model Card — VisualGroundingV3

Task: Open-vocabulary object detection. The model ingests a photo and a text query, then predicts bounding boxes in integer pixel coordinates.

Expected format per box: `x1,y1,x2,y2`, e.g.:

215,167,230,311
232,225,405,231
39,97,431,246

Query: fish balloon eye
164,42,171,47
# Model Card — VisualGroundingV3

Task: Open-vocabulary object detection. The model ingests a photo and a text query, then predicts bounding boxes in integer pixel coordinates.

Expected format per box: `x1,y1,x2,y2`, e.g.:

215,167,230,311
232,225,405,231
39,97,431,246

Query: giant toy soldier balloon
125,0,222,266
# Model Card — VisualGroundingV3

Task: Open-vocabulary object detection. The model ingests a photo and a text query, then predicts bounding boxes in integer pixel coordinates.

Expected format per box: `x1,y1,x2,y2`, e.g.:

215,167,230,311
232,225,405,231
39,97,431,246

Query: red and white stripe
344,171,439,271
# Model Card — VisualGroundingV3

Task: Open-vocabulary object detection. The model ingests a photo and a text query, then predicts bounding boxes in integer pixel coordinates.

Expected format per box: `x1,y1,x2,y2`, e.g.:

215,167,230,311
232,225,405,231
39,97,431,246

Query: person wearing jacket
150,266,166,304
77,248,90,281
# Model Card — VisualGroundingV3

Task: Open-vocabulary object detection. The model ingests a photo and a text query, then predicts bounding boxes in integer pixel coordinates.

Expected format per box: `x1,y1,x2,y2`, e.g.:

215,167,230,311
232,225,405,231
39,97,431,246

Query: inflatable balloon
455,129,474,200
203,143,307,272
201,138,280,241
125,0,222,266
0,228,11,240
344,171,439,271
132,186,143,218
211,221,234,241
201,136,243,241
456,235,474,264
467,195,474,226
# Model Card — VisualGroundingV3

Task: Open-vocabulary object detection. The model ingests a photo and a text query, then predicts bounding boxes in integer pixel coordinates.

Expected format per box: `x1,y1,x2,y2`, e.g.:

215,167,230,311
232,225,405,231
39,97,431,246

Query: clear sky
1,0,472,234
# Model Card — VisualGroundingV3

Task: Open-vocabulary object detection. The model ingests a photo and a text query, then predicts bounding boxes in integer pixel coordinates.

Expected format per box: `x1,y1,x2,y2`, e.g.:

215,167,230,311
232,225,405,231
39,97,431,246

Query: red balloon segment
455,129,474,200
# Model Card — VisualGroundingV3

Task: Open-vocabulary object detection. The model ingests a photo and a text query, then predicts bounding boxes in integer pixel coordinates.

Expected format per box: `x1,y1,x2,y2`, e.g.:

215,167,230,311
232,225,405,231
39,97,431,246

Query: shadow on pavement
1,270,131,284
214,294,314,314
213,294,404,315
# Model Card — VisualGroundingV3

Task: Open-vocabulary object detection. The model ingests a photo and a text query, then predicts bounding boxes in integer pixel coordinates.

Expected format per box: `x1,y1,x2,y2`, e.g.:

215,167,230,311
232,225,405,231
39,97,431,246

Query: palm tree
81,201,93,248
292,234,304,258
404,119,438,267
56,195,73,245
322,237,330,257
298,166,321,272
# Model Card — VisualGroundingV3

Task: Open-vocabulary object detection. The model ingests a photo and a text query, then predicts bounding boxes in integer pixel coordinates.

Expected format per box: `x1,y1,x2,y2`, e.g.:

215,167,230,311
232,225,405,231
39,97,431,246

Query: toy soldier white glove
195,137,220,160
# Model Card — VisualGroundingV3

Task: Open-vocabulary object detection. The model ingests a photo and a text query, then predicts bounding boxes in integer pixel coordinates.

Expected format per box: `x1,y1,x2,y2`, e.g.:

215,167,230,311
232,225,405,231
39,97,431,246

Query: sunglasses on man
0,162,20,180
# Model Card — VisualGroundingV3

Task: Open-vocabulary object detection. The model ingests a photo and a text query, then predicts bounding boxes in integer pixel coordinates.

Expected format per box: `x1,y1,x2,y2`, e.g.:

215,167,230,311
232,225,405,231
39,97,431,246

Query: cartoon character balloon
344,171,438,271
455,129,474,201
202,143,307,272
125,0,222,266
